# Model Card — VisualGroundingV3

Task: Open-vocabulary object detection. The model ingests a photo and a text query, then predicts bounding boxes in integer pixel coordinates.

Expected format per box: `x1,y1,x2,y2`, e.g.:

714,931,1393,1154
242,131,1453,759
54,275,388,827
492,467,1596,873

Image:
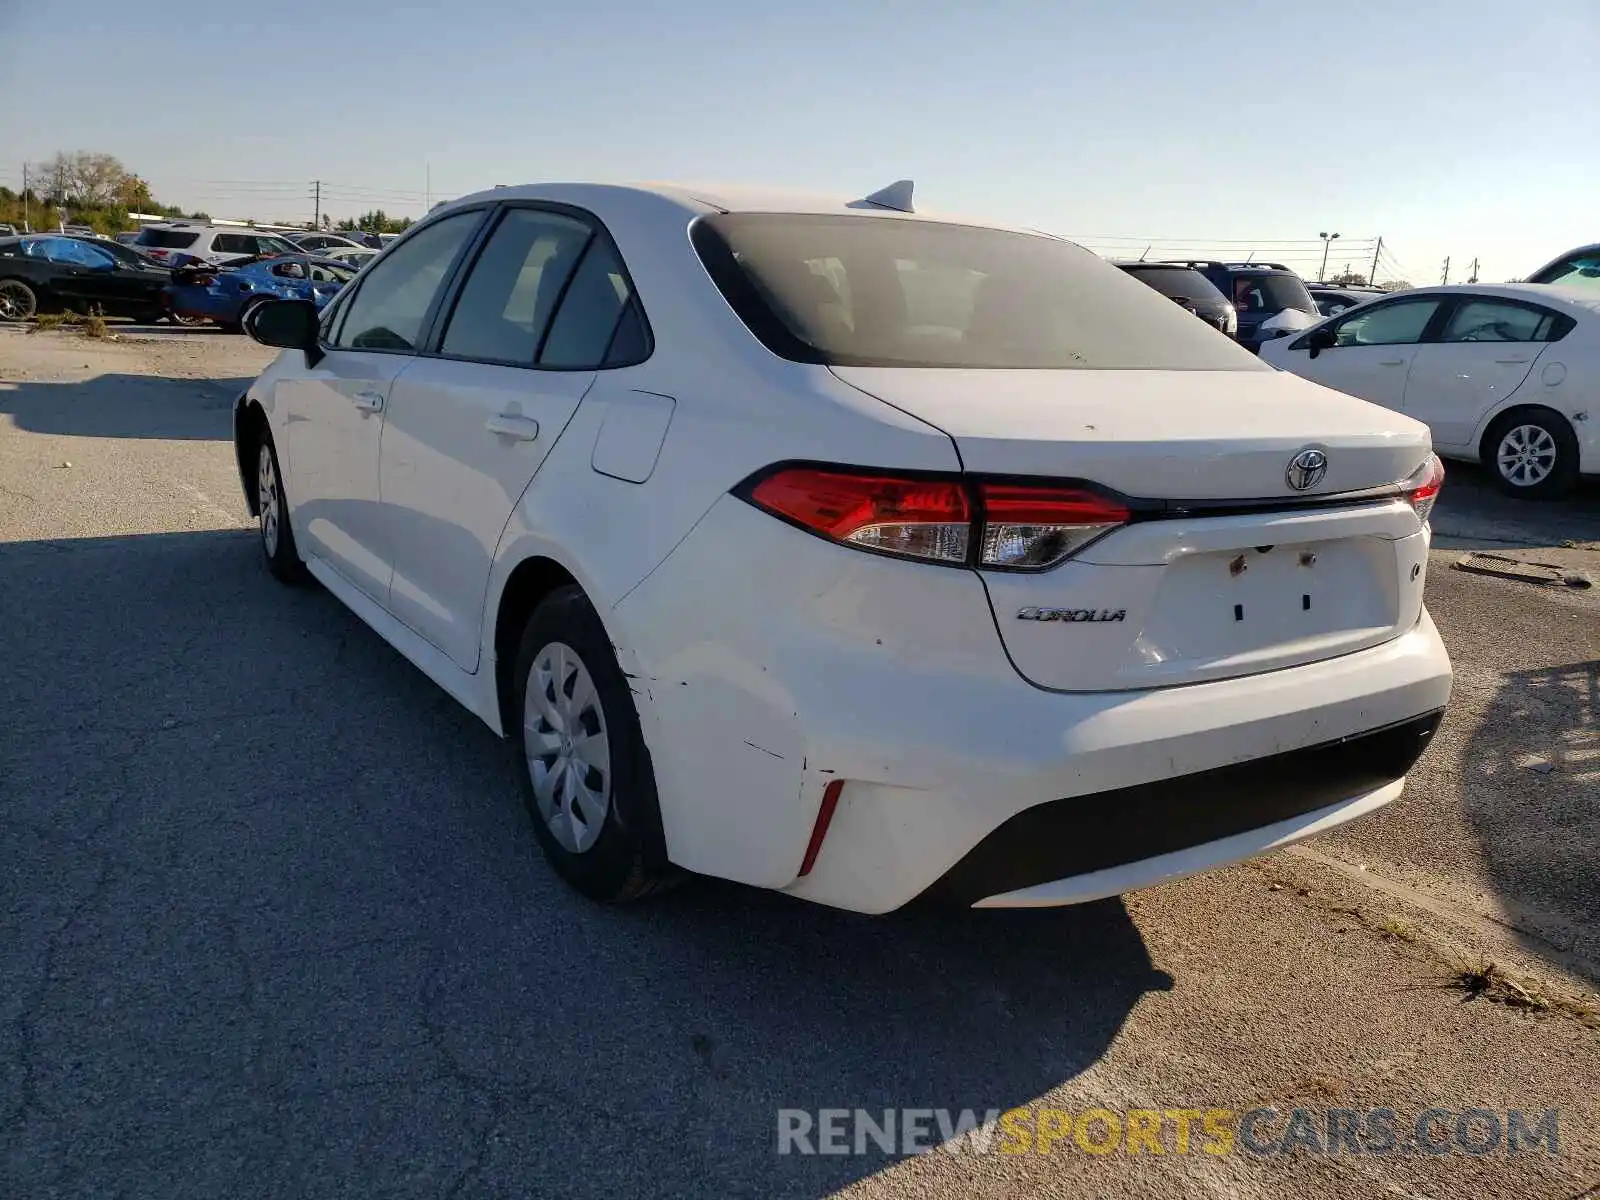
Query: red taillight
1400,453,1445,524
744,467,1128,570
750,468,971,564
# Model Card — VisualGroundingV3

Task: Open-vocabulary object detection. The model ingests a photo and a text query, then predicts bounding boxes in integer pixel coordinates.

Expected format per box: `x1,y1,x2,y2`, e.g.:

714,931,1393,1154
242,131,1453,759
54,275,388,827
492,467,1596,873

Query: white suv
234,181,1453,914
132,223,300,267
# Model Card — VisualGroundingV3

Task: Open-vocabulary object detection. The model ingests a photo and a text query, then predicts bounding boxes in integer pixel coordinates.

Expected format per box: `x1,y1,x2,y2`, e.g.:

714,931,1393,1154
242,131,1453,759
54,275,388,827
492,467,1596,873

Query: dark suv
1155,261,1319,353
1113,262,1237,338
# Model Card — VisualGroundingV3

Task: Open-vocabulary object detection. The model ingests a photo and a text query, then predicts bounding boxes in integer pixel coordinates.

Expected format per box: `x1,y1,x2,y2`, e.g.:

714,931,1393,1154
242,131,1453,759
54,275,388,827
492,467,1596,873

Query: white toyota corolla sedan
1261,282,1599,499
234,180,1453,914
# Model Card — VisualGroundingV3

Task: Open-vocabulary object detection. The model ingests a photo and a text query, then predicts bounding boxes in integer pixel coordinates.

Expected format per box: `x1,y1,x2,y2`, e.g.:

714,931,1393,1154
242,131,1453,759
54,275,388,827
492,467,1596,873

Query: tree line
1,151,206,234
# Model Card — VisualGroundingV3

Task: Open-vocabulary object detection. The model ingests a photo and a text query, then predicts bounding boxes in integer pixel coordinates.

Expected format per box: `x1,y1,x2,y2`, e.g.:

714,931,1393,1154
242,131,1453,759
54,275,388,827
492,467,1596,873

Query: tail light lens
1400,453,1445,524
744,467,1128,571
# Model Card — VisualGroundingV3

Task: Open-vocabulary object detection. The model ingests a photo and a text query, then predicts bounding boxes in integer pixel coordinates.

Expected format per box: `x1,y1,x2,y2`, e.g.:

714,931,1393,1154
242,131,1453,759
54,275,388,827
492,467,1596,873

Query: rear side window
1441,299,1566,343
211,233,256,254
440,209,592,365
331,211,482,352
693,214,1262,370
136,228,199,249
538,239,643,368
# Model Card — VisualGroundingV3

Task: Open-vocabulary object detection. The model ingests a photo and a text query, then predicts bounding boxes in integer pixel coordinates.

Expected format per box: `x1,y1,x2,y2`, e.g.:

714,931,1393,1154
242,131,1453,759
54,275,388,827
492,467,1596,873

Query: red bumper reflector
798,779,845,877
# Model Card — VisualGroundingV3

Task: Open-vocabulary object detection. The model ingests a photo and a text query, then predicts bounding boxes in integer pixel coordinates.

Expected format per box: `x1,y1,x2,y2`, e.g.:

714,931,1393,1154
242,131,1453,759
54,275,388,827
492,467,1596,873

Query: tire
0,279,38,322
511,586,675,903
256,431,306,583
1482,408,1580,500
172,312,209,328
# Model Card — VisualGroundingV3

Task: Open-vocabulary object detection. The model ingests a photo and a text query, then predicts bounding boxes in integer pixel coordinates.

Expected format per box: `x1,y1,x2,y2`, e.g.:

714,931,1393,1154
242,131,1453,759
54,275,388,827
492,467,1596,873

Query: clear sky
2,0,1594,283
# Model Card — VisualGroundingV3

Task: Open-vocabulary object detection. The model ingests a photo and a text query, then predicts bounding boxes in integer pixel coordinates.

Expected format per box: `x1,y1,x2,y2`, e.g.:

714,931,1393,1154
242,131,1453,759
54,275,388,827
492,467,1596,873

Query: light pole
1318,231,1341,282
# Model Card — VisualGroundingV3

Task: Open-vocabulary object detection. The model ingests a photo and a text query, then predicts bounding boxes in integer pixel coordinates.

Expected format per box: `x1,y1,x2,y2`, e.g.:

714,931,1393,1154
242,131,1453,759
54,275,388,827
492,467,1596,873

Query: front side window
332,211,482,352
692,213,1264,370
1441,299,1560,343
211,233,255,255
257,236,298,256
39,237,113,269
1330,297,1441,347
440,209,593,365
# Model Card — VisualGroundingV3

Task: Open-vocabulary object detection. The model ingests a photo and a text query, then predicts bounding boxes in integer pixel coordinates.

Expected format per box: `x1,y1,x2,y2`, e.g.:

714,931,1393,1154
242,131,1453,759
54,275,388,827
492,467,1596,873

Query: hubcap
258,445,280,556
1497,424,1557,487
523,641,611,854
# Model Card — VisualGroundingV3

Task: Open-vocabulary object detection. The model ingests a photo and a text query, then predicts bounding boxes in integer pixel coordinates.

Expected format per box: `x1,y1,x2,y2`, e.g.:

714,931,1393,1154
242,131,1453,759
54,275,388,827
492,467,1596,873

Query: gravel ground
1,326,1597,1199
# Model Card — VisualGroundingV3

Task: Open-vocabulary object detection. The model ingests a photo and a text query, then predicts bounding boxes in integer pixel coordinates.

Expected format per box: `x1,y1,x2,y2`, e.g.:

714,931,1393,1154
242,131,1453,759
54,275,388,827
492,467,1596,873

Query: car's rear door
277,209,487,602
378,203,645,671
1273,294,1446,411
1400,295,1567,451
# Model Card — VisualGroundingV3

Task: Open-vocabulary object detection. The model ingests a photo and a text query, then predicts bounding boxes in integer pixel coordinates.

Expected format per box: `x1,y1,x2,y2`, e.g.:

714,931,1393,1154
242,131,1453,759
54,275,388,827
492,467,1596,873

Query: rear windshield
1229,272,1317,315
692,214,1265,370
1118,266,1228,304
136,228,199,249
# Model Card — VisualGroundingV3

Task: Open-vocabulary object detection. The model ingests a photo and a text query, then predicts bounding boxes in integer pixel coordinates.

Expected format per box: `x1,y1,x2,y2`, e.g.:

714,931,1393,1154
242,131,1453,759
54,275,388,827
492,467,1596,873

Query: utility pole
1369,236,1382,286
312,180,321,231
1318,231,1341,281
20,162,27,231
1467,257,1479,284
1441,257,1450,285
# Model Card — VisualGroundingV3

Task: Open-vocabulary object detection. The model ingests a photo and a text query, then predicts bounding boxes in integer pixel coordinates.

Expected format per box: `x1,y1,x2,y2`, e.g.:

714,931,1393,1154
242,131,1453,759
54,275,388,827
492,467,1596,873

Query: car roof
438,180,1048,237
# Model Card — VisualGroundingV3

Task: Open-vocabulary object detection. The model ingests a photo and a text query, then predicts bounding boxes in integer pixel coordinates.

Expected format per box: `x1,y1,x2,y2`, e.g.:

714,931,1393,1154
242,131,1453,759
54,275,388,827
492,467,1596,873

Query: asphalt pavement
1,328,1597,1199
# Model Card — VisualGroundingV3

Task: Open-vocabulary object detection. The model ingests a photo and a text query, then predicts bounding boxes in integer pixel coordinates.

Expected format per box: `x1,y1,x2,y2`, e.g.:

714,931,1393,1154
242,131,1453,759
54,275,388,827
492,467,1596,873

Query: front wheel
512,586,675,903
1483,409,1580,500
257,433,306,583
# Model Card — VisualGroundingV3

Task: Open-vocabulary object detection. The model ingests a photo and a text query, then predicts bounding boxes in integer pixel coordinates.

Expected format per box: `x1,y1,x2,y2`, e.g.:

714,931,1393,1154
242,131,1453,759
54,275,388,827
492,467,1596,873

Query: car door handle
486,413,540,441
352,390,385,414
1378,358,1406,367
1493,357,1529,365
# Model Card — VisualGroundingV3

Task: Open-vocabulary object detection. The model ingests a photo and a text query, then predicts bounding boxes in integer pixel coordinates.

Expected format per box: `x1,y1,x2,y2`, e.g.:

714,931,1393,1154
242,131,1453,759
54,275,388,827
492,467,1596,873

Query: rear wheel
512,586,675,903
1483,408,1580,500
0,279,38,322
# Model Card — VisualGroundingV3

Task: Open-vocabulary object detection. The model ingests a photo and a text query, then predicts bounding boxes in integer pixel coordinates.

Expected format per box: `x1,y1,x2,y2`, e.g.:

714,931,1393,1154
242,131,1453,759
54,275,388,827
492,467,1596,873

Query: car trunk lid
832,367,1435,691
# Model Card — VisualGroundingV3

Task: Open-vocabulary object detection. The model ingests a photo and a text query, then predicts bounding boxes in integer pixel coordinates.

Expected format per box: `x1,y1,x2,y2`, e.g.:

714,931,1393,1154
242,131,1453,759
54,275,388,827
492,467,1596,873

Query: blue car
165,254,356,332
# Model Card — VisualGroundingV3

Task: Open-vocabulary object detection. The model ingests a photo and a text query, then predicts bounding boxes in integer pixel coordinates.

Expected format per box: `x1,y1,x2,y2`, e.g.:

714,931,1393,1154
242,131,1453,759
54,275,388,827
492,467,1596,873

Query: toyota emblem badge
1286,448,1329,491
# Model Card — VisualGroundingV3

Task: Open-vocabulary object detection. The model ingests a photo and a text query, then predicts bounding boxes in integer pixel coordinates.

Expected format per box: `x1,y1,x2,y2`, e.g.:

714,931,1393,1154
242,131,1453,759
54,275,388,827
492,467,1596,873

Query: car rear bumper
917,709,1442,908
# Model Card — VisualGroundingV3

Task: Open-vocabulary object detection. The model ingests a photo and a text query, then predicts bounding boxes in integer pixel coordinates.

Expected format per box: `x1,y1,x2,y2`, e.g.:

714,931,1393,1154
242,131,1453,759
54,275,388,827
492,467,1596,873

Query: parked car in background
1308,283,1386,317
0,223,18,237
321,246,379,268
1527,243,1600,290
287,232,365,254
165,254,356,333
0,233,173,323
1157,261,1319,354
132,223,301,268
1113,262,1237,336
1260,283,1597,498
233,179,1450,914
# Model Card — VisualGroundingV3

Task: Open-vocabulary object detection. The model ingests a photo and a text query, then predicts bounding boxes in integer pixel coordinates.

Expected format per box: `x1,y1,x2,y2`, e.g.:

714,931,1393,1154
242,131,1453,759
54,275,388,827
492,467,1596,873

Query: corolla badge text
1016,607,1127,623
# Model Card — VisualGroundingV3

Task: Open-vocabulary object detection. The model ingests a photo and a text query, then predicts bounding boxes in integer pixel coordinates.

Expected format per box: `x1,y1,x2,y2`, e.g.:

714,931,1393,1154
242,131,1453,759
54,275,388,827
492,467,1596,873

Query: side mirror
1307,327,1337,360
248,298,323,366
